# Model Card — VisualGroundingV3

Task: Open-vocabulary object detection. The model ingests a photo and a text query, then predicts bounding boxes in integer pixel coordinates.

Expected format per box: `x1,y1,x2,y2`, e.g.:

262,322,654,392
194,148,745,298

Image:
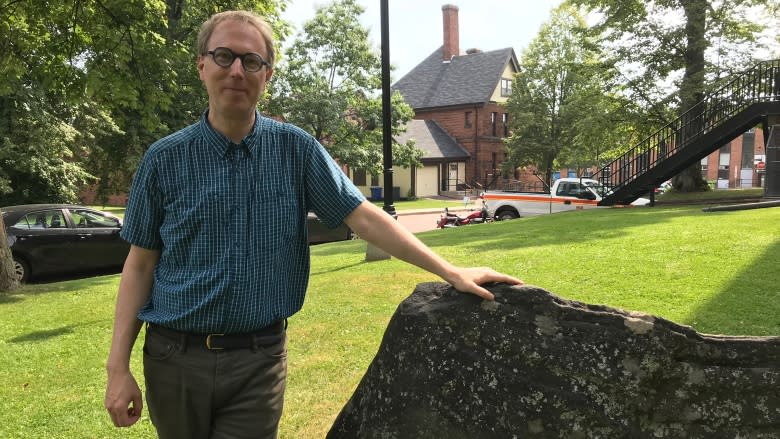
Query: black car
307,212,353,245
1,205,352,282
1,204,129,282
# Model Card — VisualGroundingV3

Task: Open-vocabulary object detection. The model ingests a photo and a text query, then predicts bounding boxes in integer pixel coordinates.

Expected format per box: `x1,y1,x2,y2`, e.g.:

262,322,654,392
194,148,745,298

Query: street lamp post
365,0,395,261
380,0,396,218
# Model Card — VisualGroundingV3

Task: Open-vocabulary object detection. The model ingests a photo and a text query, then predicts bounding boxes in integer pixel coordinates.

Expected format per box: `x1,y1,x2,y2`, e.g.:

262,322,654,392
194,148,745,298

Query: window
370,174,380,186
700,157,708,171
741,132,755,169
68,209,120,228
556,182,584,197
17,210,67,229
464,111,472,128
491,112,497,136
502,113,509,137
718,145,730,180
500,78,512,97
353,169,367,186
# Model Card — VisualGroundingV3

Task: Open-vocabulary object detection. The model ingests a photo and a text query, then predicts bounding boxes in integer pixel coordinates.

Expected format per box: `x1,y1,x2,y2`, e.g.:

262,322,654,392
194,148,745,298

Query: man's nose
229,58,244,76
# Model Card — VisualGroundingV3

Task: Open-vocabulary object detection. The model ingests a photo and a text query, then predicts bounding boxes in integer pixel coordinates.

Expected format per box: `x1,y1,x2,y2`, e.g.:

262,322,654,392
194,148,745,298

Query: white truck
481,178,650,220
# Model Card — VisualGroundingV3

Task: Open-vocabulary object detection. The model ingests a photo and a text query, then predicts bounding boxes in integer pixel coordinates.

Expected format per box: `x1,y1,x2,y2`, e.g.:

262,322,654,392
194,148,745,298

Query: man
104,10,522,439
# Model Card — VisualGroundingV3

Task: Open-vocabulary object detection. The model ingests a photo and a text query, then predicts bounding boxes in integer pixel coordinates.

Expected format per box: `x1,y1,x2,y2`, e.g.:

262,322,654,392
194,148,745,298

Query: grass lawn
657,187,764,202
2,204,779,438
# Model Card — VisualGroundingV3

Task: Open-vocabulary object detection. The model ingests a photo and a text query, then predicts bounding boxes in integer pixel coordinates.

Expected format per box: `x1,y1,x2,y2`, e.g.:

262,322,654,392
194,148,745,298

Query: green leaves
504,5,619,178
268,0,420,174
0,0,289,206
568,0,779,190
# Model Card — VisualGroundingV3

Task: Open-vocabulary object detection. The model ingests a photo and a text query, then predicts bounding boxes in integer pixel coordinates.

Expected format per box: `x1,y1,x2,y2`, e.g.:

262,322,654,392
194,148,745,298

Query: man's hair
196,10,275,68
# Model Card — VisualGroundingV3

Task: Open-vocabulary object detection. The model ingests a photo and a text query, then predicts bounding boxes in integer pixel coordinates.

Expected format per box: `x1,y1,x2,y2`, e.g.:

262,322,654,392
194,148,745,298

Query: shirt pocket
252,185,301,252
170,185,230,245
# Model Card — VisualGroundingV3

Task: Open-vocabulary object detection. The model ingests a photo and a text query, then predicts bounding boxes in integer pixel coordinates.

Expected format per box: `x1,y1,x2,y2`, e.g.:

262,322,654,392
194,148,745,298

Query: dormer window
501,78,512,97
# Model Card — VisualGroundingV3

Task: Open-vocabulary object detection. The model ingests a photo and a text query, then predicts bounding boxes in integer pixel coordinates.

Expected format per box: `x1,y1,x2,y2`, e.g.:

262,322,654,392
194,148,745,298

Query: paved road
396,207,479,234
397,211,443,233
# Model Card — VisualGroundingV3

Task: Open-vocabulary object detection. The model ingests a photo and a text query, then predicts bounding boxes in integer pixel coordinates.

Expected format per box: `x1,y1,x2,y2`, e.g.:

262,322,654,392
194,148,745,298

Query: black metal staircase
593,59,780,206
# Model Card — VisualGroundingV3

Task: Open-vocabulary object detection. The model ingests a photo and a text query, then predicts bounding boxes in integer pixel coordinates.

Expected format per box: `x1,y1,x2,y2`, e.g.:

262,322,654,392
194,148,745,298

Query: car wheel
497,210,519,221
13,256,30,283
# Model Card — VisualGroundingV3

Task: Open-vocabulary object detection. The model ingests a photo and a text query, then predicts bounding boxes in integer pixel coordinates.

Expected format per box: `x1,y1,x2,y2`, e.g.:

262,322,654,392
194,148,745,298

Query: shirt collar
200,110,262,158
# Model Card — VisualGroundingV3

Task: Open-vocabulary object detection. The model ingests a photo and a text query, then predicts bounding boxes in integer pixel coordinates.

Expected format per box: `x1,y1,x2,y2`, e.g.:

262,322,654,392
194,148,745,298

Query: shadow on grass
685,238,780,337
26,266,122,285
310,261,366,276
417,207,705,252
7,319,107,343
309,240,366,257
9,325,76,343
0,272,120,306
307,207,707,269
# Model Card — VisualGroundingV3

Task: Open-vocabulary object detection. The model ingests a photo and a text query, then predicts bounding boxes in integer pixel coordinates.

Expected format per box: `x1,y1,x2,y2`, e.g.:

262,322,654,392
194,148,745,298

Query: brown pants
143,325,287,439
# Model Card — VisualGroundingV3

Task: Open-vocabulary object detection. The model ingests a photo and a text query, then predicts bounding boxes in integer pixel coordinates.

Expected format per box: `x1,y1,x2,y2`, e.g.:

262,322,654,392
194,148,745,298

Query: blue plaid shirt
121,111,365,333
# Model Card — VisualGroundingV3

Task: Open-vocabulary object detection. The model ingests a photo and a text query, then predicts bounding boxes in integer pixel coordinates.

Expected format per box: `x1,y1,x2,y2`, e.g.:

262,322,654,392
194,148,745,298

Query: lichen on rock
328,282,780,438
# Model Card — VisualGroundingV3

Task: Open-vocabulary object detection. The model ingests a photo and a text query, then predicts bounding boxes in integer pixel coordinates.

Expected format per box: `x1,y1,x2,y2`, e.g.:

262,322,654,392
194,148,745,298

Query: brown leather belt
148,320,285,350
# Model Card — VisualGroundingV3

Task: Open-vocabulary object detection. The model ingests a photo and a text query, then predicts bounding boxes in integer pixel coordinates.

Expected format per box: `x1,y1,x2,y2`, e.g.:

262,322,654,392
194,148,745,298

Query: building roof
396,119,470,161
392,46,518,111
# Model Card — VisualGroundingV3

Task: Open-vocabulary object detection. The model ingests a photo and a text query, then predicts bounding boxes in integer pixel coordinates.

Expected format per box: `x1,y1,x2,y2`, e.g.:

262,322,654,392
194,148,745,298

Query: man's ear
265,68,274,82
197,55,206,80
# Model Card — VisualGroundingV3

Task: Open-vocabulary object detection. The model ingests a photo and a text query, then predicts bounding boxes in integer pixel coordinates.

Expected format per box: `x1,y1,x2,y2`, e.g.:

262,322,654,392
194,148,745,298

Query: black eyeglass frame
206,47,271,72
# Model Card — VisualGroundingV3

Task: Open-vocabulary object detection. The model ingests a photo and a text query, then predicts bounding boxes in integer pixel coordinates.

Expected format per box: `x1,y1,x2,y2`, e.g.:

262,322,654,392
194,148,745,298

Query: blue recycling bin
370,186,382,201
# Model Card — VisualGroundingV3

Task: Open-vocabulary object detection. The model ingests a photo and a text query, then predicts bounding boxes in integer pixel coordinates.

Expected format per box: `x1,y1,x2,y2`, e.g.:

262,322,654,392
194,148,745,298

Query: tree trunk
0,214,19,292
672,0,710,192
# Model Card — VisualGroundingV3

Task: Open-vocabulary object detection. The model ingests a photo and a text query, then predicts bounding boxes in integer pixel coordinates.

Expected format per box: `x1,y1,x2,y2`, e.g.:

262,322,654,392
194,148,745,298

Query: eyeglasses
206,47,270,72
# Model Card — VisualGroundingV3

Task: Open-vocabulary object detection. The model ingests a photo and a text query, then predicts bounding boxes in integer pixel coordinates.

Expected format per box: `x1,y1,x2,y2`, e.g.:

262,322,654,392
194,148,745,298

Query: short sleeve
120,152,165,250
304,138,366,228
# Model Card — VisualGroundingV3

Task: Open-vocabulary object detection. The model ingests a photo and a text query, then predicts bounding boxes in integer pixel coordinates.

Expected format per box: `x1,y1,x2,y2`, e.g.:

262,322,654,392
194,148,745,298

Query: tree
78,0,290,202
504,5,621,183
0,1,98,205
0,214,19,292
268,0,421,177
0,0,290,206
0,0,288,284
568,0,780,191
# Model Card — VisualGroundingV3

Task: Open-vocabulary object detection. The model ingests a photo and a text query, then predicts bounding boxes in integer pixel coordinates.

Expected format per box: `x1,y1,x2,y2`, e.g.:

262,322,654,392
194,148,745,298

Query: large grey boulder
327,282,780,438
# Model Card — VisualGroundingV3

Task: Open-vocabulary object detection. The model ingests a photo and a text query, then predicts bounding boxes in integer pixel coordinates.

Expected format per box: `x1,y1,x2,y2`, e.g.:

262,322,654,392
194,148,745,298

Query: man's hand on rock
446,267,523,300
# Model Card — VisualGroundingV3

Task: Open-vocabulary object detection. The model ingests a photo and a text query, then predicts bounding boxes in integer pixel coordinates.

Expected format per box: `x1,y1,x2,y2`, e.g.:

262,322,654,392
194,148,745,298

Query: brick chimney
442,4,459,61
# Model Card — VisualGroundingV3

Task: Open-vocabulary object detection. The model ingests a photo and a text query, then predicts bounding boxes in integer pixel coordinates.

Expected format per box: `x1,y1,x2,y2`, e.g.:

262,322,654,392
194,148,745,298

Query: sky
280,0,564,80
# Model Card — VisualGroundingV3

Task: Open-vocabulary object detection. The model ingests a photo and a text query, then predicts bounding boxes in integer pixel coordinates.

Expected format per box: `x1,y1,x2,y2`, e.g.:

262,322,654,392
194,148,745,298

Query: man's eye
215,52,233,64
244,57,262,70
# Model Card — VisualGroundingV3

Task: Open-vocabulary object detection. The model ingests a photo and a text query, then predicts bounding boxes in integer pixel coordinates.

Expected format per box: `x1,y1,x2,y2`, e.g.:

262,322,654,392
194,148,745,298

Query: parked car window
49,211,66,228
556,183,571,196
68,209,120,228
12,215,33,229
15,210,66,229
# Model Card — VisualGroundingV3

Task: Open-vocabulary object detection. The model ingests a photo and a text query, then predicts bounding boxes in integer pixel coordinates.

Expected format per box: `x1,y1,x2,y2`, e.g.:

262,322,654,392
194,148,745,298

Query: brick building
700,128,766,189
387,4,518,197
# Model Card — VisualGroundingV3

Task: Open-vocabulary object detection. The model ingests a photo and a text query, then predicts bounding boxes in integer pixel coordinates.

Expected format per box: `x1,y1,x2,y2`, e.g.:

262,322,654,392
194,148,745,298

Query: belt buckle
206,333,225,350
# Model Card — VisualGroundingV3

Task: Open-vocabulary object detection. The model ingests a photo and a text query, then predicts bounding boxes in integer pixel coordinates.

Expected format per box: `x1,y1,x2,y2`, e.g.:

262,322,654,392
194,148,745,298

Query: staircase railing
591,59,780,204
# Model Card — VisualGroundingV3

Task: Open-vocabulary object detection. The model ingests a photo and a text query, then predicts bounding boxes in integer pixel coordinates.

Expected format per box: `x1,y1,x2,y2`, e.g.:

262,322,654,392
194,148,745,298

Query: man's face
197,19,273,120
